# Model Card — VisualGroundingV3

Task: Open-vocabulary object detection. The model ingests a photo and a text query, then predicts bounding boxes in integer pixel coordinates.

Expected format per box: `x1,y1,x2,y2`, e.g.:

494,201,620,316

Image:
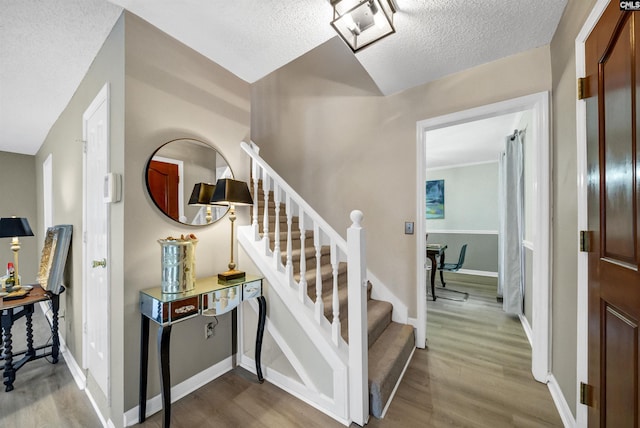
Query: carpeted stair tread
368,322,415,418
296,262,348,287
340,299,393,345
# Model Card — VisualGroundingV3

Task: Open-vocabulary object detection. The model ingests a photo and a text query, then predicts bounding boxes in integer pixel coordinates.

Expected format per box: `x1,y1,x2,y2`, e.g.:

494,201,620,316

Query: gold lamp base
218,269,246,282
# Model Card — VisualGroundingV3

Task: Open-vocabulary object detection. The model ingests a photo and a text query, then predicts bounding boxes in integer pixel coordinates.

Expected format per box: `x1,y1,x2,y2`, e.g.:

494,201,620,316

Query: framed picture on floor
426,179,445,219
37,224,72,295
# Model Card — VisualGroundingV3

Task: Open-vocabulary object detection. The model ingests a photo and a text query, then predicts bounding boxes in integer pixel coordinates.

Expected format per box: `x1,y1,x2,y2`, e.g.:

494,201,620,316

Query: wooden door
586,1,640,426
148,160,180,220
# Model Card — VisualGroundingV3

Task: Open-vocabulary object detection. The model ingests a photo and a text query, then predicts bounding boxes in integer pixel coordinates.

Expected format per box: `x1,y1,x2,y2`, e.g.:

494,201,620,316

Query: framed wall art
426,180,445,219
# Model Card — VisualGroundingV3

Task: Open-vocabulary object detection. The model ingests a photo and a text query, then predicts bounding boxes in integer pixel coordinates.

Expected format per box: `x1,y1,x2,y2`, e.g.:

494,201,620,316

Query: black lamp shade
210,179,253,206
0,217,34,238
188,182,216,206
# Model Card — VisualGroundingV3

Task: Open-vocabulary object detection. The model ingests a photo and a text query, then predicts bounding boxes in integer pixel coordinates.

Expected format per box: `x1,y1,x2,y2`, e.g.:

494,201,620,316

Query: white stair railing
240,141,368,425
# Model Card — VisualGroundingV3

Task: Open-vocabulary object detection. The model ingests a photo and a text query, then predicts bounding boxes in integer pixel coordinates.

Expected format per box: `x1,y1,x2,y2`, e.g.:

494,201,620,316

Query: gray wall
0,152,38,283
426,162,499,231
427,232,498,274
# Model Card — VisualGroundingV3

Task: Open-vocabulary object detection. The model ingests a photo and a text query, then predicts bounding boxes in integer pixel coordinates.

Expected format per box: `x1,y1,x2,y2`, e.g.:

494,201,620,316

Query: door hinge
578,77,588,100
580,230,592,252
580,382,593,406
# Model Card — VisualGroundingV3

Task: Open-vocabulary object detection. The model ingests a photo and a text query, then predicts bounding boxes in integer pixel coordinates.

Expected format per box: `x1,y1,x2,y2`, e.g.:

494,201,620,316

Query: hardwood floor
1,278,563,427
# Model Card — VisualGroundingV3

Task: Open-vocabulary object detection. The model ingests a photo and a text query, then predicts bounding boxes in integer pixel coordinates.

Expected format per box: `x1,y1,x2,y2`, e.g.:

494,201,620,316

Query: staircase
238,141,415,425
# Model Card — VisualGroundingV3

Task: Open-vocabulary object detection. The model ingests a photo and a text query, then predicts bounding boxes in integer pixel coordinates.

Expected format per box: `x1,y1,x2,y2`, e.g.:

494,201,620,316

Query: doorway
415,92,551,382
82,83,111,400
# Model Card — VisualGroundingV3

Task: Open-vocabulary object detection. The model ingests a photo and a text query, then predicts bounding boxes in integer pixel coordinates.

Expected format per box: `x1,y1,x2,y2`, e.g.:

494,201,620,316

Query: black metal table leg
139,315,150,423
49,293,60,363
1,308,14,392
255,296,266,383
427,254,437,301
158,324,172,428
439,251,447,287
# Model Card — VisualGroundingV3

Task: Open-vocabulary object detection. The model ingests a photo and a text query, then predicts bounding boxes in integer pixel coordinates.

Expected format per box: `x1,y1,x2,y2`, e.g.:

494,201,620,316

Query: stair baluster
272,183,281,267
314,224,324,323
298,216,307,302
285,195,294,286
261,173,271,255
331,242,341,345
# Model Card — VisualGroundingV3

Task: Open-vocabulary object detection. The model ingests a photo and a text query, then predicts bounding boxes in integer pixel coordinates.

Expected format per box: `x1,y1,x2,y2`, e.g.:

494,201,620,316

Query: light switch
404,222,414,235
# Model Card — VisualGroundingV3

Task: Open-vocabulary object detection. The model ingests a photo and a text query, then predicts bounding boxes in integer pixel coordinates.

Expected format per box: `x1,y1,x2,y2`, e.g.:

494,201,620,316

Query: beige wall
549,0,598,417
251,38,551,311
122,13,251,414
34,12,251,426
0,152,38,283
35,14,126,422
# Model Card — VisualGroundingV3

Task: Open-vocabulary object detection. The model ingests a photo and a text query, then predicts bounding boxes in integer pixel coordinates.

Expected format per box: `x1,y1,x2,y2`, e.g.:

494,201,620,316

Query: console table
139,275,266,428
1,284,61,392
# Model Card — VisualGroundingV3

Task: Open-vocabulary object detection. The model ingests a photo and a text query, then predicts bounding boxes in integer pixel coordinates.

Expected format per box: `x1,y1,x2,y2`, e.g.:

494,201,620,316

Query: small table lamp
210,178,253,282
188,182,216,224
0,217,34,286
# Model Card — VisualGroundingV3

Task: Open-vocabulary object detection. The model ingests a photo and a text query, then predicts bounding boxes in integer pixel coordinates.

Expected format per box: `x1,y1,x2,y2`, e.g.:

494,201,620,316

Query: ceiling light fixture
331,0,396,52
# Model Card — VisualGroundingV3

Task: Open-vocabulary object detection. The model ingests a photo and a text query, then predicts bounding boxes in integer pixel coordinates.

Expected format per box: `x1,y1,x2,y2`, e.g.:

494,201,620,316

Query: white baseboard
547,374,576,428
457,269,498,278
519,314,533,348
239,354,351,427
123,356,234,426
380,346,416,418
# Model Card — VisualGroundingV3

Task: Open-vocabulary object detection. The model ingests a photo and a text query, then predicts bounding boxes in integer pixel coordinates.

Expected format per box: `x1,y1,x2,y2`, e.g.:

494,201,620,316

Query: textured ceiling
0,0,567,155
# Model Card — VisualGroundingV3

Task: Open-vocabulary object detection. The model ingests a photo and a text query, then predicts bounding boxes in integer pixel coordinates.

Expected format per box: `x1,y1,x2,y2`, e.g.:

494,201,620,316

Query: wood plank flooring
1,278,563,427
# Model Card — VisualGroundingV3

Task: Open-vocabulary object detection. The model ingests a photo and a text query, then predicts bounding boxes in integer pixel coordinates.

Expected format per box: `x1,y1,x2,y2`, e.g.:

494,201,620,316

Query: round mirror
145,138,232,226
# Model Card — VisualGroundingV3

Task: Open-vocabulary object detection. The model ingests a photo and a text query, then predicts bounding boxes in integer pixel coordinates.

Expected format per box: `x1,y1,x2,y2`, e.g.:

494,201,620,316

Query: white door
82,84,110,398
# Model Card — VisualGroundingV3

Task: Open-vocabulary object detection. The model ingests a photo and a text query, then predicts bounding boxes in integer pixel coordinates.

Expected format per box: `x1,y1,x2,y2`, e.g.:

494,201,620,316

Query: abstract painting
426,180,445,219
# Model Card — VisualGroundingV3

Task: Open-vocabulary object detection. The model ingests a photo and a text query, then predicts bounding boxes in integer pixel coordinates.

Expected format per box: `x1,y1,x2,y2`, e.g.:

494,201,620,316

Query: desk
426,244,447,301
139,275,266,428
1,284,61,392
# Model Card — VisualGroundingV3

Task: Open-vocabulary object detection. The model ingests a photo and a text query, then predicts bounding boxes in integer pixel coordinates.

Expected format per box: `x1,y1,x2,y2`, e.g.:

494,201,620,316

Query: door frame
576,0,610,426
415,91,551,382
81,82,111,400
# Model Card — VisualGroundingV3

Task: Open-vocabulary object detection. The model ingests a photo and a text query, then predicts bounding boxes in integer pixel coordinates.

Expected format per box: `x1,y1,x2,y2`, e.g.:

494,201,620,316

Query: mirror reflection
146,138,232,226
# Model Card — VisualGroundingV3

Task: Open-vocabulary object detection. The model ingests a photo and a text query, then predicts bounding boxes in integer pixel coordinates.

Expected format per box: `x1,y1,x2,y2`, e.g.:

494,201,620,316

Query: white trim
523,240,534,250
425,159,498,171
548,374,577,428
239,355,351,427
379,347,416,418
457,268,498,278
124,356,234,426
85,386,109,428
426,229,498,235
575,1,608,426
519,314,533,348
416,91,552,382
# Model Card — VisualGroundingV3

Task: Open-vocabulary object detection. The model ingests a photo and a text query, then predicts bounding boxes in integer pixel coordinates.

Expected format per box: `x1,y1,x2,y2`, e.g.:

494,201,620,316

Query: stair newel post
251,163,260,241
314,224,324,323
285,195,295,287
330,241,341,345
273,183,282,268
261,172,271,255
347,210,368,426
298,214,308,302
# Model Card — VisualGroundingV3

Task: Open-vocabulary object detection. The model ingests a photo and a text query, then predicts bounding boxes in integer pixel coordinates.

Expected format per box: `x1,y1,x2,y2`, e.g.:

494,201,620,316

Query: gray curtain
498,131,524,315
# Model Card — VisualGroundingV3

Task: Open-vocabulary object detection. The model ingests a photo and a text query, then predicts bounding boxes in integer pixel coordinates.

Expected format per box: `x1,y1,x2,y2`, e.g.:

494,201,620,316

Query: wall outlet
404,221,414,235
205,321,215,339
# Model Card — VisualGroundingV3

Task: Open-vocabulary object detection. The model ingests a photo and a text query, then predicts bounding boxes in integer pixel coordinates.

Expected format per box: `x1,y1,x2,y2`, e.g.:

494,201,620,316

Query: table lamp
210,178,253,282
0,217,34,286
188,182,216,224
